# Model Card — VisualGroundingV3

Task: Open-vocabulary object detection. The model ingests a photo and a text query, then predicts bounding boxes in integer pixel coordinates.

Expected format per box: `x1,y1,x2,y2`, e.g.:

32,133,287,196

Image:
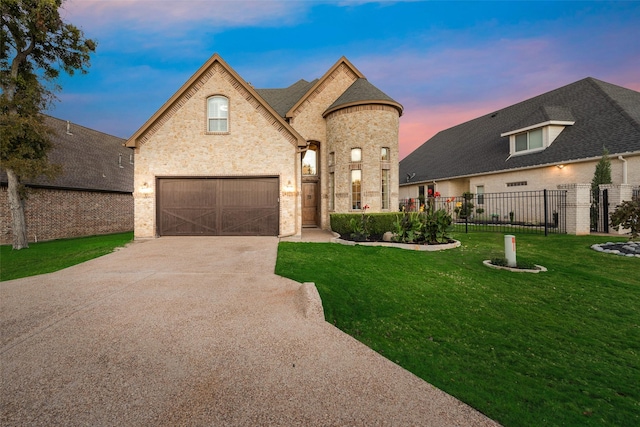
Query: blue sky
52,0,640,159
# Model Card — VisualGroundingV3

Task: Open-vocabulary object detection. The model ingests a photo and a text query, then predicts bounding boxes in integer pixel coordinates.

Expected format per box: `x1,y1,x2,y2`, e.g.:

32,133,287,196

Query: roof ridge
285,57,365,118
585,77,640,134
44,114,127,142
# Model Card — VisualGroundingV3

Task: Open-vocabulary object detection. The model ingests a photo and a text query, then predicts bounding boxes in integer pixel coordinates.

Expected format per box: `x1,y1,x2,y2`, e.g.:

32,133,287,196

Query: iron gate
590,188,609,233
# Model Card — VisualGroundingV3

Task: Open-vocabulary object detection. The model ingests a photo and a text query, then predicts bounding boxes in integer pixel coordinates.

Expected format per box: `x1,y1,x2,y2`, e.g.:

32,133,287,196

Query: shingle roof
256,79,318,117
256,75,402,119
1,115,133,193
400,77,640,184
324,78,403,116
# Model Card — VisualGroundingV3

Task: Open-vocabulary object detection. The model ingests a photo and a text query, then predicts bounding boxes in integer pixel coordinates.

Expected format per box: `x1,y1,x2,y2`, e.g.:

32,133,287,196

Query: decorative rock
591,241,640,257
382,232,395,242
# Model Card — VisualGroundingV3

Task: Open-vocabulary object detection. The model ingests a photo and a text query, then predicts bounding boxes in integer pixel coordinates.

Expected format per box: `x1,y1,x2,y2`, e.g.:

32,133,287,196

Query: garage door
157,177,279,236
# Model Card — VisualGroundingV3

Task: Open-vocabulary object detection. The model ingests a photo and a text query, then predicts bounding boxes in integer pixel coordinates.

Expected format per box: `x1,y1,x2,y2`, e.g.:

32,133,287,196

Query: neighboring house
0,115,134,244
126,54,403,239
399,77,640,201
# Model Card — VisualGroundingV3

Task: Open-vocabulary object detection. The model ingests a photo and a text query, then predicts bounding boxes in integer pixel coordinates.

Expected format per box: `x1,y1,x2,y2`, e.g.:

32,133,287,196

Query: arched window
302,142,318,175
207,95,229,132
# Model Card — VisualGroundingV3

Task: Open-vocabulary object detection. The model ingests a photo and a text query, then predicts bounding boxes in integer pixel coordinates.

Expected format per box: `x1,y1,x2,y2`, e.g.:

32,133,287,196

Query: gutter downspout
618,155,628,184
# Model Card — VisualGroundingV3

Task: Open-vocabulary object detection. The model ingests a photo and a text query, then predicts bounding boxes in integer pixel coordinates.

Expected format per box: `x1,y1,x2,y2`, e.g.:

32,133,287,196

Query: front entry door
302,182,318,227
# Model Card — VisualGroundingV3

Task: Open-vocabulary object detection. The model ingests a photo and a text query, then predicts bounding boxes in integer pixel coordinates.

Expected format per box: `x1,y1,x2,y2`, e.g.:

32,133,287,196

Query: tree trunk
6,168,29,250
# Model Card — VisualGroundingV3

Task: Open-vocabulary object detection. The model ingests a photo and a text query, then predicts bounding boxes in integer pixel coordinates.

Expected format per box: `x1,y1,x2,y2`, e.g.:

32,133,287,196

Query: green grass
0,232,133,281
275,232,640,427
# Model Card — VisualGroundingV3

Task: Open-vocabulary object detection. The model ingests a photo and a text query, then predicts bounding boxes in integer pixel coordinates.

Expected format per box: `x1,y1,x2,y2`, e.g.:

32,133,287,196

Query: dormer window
502,119,574,156
515,128,543,152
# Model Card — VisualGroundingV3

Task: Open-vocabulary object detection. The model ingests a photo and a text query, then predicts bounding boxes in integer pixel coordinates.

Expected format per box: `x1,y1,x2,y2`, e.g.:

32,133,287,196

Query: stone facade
128,54,402,239
0,186,133,244
326,106,400,215
130,60,302,239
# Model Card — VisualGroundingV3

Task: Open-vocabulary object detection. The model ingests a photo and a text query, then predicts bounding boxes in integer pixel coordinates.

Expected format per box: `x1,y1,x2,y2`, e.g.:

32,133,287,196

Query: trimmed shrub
330,213,398,238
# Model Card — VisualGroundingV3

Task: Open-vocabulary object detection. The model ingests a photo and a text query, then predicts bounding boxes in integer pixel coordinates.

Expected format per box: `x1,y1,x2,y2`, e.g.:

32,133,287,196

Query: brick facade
326,106,400,216
557,183,591,235
0,186,133,244
128,55,402,239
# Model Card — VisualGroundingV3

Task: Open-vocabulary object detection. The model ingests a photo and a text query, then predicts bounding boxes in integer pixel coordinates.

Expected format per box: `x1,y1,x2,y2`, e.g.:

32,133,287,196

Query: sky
49,0,640,159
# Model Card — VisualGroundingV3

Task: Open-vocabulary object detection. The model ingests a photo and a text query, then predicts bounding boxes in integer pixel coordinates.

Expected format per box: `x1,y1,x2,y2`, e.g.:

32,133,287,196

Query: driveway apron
1,237,499,426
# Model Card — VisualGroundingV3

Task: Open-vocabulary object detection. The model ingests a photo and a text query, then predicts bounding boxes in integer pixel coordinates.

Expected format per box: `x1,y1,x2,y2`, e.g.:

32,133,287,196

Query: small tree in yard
1,0,96,249
590,148,612,231
591,147,612,197
610,200,640,240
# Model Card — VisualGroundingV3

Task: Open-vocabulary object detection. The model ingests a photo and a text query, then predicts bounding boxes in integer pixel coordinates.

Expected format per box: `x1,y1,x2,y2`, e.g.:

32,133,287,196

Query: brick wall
326,106,400,216
0,186,133,245
132,60,298,239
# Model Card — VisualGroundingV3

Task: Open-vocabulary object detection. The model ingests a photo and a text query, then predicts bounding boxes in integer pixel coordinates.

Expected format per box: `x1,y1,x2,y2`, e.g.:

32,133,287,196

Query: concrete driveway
1,236,500,426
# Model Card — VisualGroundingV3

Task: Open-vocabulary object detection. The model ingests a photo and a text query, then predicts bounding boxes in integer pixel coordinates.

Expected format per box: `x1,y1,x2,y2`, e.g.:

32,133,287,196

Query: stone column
558,183,591,235
600,184,633,235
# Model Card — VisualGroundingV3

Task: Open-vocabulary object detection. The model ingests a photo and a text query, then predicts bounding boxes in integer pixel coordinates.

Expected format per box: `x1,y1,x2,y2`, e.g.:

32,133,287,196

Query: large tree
1,0,96,249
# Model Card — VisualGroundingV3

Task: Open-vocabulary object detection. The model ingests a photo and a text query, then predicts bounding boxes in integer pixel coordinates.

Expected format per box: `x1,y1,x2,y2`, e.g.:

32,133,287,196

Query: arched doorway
302,142,320,227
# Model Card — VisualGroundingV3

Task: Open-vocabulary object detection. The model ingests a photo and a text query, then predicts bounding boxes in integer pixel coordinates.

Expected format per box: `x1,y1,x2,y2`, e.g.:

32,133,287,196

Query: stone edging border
591,242,640,257
482,260,547,273
332,237,461,251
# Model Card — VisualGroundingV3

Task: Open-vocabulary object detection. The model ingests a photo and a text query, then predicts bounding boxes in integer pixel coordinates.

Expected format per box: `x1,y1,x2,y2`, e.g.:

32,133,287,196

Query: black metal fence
400,189,567,235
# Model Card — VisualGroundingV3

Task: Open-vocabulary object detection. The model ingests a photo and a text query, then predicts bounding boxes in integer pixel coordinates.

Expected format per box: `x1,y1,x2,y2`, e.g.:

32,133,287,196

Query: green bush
610,199,640,239
392,208,453,244
330,214,352,236
330,213,397,237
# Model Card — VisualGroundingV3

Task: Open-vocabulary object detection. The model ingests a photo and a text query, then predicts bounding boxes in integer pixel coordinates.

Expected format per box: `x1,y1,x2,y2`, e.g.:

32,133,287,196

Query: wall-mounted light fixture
556,164,565,169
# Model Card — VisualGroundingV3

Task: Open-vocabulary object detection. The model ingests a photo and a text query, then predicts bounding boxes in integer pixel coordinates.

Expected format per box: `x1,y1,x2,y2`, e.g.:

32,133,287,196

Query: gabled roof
283,56,366,119
400,77,640,184
504,105,575,134
1,115,132,193
256,57,402,119
125,53,306,148
323,78,403,117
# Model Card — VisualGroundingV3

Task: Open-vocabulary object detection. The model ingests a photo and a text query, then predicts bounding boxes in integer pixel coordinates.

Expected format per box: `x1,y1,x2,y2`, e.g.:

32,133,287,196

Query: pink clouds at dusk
47,1,639,160
399,105,498,160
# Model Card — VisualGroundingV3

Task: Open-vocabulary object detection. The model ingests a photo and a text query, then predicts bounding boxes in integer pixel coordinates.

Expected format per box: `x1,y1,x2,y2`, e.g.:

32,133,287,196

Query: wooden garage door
157,177,279,236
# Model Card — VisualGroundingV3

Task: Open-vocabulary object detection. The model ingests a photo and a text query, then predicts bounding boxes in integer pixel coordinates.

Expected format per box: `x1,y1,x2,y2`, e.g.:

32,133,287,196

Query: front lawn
275,232,639,427
0,232,134,281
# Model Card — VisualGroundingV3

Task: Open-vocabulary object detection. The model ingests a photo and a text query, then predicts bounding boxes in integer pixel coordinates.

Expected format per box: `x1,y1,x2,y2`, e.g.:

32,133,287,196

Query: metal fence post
544,189,549,236
603,189,609,233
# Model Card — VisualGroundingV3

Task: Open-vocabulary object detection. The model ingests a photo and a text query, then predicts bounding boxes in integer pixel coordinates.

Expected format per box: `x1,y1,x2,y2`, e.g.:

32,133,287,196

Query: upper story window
515,128,543,153
207,95,229,132
351,148,362,162
381,147,390,161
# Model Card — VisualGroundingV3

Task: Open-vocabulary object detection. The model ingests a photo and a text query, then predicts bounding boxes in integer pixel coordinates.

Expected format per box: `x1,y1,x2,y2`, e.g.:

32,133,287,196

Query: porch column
558,183,591,235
